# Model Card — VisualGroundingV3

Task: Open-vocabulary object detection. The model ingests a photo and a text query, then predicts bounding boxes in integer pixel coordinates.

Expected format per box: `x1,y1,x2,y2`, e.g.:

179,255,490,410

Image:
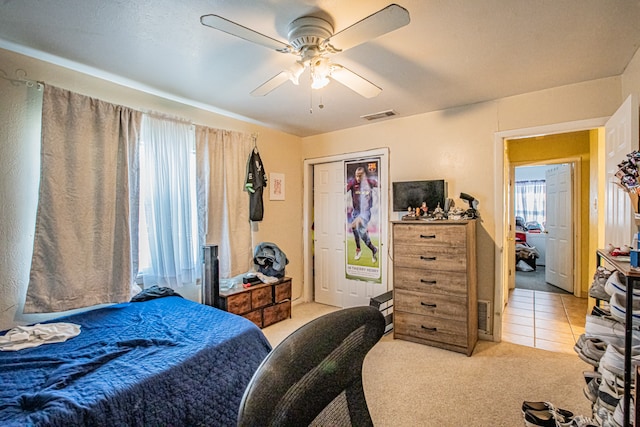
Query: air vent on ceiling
360,109,396,121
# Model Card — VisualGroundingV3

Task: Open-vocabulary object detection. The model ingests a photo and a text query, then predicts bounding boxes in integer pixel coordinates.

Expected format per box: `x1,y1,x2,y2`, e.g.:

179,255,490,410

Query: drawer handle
420,279,436,285
420,234,436,239
420,256,437,261
421,325,438,332
420,302,437,308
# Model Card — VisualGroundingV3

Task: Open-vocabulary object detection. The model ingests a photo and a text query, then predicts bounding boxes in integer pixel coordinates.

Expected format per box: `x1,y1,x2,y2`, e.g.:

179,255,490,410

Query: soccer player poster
345,158,381,283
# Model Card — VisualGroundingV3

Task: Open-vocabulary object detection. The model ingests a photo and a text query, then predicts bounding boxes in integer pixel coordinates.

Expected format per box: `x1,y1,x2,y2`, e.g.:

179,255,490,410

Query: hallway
503,288,588,355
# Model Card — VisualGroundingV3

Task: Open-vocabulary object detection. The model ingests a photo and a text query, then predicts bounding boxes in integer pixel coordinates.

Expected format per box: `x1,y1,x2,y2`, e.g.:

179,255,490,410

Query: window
137,115,199,288
514,180,546,229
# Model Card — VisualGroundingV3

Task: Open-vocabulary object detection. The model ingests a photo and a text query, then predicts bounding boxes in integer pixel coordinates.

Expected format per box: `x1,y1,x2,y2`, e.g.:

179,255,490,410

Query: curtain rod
0,68,43,90
141,109,193,125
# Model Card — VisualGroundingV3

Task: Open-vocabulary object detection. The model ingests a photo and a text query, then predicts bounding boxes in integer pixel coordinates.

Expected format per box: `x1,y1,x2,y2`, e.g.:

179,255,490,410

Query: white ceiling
1,0,639,137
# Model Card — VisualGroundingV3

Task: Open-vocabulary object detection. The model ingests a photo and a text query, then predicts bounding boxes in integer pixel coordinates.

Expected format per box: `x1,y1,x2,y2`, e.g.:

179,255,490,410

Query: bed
0,295,272,427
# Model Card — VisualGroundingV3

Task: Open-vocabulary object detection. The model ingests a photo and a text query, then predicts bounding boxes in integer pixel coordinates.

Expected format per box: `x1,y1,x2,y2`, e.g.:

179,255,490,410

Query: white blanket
0,322,81,351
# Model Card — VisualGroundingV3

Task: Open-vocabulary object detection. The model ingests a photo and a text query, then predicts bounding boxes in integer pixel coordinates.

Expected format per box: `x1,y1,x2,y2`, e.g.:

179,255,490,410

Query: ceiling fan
200,4,410,98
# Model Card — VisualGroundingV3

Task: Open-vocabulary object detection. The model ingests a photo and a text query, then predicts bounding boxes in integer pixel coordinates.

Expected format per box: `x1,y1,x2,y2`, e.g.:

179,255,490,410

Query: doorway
492,119,606,344
503,139,588,353
505,133,589,300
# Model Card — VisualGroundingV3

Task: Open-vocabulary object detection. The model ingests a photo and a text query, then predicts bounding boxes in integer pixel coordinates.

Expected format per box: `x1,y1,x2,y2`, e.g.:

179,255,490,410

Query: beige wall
302,75,625,329
622,45,640,98
0,48,304,330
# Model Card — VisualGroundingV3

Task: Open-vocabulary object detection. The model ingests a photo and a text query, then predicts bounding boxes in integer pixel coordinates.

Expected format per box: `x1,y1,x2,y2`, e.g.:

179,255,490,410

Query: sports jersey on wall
245,148,267,221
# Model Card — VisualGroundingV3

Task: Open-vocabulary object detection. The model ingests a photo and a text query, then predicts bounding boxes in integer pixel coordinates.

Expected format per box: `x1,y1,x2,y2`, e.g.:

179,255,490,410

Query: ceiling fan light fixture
311,75,330,89
310,56,332,89
286,62,305,85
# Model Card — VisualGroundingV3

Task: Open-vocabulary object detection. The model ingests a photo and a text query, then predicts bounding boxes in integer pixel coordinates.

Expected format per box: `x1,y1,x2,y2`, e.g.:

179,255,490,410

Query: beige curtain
25,85,141,313
196,127,253,278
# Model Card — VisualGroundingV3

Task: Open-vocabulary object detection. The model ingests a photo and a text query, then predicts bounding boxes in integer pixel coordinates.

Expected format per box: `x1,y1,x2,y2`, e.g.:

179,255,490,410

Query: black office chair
237,306,385,427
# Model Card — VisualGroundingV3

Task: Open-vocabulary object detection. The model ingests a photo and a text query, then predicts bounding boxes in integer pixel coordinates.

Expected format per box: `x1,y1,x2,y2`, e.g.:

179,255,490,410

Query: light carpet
262,302,593,426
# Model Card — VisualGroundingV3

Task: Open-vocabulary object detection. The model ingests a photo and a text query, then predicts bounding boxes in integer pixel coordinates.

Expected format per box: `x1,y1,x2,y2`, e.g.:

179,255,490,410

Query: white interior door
545,164,573,292
313,159,387,308
313,162,344,306
604,94,639,248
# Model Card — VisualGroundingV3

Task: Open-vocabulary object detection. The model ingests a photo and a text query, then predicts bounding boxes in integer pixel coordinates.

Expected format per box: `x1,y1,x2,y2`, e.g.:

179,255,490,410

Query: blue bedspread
0,297,272,426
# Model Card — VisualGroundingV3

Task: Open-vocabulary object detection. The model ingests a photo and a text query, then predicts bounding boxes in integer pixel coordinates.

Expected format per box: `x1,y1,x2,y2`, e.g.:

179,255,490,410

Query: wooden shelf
597,249,640,277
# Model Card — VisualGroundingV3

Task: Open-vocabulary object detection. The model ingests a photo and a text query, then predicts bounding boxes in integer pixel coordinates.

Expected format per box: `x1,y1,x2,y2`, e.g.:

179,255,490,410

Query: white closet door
313,159,388,307
313,161,345,307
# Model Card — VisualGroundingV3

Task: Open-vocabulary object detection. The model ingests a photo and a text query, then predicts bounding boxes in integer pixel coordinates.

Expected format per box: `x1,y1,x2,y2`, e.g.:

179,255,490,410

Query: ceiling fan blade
250,71,291,96
200,14,291,52
326,4,410,53
330,66,382,98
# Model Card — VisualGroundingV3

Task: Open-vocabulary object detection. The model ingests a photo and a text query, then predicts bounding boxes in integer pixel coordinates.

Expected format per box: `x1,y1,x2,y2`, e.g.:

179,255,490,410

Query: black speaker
202,245,220,308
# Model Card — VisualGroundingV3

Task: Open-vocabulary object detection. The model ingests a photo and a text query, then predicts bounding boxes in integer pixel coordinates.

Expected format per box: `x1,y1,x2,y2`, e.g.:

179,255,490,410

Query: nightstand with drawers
218,277,292,328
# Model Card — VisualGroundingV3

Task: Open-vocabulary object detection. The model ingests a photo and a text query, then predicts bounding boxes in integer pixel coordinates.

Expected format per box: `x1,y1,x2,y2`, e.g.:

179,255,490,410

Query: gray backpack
253,242,288,278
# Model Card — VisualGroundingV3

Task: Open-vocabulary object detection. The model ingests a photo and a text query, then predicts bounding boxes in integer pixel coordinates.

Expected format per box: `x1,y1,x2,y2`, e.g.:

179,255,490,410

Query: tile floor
503,288,589,354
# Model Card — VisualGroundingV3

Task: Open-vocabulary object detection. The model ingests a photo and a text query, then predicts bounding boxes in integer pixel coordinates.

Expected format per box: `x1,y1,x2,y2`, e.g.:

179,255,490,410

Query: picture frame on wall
270,172,285,200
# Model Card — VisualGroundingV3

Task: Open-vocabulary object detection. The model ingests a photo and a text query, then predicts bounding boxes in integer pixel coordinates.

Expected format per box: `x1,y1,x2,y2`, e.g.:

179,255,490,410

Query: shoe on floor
521,401,573,419
524,409,568,427
524,408,596,427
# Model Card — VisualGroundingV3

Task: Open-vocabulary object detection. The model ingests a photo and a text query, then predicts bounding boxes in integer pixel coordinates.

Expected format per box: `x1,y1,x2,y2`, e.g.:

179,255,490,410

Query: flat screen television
392,180,446,213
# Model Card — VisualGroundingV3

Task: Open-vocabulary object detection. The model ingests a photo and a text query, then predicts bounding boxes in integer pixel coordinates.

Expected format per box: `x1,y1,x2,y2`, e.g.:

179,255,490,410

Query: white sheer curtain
196,127,253,279
514,180,546,226
138,114,199,288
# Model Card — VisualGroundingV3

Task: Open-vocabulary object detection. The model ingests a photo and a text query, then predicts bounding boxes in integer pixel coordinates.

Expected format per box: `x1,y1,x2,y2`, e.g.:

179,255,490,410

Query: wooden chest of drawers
392,220,478,356
218,277,292,328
